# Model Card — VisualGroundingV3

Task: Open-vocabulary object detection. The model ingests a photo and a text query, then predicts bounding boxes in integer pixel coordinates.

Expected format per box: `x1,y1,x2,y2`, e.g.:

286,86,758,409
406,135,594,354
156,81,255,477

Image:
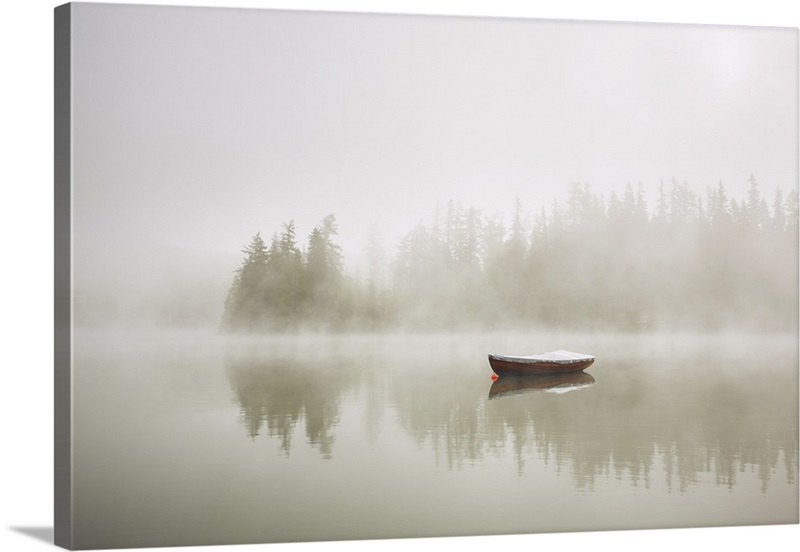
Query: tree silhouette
222,233,269,330
306,214,344,323
222,176,797,333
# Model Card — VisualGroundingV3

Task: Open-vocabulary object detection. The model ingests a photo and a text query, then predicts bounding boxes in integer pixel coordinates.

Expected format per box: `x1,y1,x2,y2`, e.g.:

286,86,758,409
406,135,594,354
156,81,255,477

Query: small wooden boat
488,372,595,399
488,350,595,377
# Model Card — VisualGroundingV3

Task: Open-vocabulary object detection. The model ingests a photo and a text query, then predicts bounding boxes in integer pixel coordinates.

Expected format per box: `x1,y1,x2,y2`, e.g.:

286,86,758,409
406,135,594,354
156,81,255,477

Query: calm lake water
72,330,799,549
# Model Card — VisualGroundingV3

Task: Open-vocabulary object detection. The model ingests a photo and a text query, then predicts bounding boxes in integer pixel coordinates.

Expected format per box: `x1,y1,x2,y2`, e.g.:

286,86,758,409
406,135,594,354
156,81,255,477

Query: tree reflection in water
225,346,356,459
393,357,797,494
224,336,798,494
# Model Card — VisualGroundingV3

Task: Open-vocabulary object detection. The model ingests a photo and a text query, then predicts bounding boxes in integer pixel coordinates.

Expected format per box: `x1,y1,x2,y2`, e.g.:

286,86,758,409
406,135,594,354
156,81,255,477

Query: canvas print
54,3,799,550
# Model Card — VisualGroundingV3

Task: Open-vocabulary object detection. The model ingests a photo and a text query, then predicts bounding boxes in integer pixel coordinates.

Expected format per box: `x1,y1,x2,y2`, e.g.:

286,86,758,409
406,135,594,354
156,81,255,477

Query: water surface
72,331,798,549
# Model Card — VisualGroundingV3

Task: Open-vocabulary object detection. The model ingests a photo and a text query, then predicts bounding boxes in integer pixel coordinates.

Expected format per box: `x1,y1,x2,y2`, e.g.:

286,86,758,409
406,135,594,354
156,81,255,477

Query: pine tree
786,189,799,233
306,214,345,320
730,199,747,228
708,181,731,230
607,191,622,221
460,206,483,269
669,178,696,224
634,182,649,226
746,174,769,229
306,227,328,284
222,233,269,330
320,214,343,275
654,179,669,226
530,207,548,251
365,226,386,289
772,188,785,233
266,221,306,322
482,213,506,271
507,197,527,254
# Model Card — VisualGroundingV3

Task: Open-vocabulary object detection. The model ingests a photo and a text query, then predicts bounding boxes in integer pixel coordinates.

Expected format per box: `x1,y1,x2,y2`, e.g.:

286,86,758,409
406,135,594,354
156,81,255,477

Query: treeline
222,214,356,330
222,176,799,332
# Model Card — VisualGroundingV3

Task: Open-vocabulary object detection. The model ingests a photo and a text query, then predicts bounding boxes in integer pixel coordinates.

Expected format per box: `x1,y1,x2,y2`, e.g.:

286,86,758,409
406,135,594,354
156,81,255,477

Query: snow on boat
488,350,595,377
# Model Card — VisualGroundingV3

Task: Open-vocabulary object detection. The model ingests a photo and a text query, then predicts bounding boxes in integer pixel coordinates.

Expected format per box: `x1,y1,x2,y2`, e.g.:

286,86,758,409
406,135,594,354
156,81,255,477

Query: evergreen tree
607,191,622,222
730,199,747,229
622,182,637,220
786,189,799,233
445,201,465,265
222,233,269,330
708,181,731,230
266,221,306,322
320,214,343,274
654,179,669,226
634,182,649,226
362,226,391,326
772,188,785,233
695,195,707,227
746,174,769,229
221,176,797,333
365,226,386,289
393,222,434,297
565,182,586,227
531,207,548,249
307,215,343,285
306,227,328,284
507,197,528,254
458,206,483,269
306,214,345,321
482,213,506,274
669,178,696,224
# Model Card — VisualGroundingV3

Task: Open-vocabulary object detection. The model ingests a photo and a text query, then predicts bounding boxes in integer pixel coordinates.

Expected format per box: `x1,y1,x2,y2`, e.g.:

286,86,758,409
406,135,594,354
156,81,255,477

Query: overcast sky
71,3,798,278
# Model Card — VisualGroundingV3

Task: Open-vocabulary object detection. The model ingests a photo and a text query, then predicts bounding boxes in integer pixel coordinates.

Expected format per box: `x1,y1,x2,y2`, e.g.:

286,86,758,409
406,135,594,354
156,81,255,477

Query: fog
71,328,798,548
69,4,798,333
217,179,798,333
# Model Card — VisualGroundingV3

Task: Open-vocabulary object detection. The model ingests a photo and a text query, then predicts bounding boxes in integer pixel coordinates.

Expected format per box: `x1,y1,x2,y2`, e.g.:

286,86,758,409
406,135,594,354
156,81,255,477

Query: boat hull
488,354,595,376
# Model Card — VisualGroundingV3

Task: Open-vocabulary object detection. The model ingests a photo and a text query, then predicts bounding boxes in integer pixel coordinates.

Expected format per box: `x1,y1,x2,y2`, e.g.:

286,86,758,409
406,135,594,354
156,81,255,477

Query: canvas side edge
54,3,73,550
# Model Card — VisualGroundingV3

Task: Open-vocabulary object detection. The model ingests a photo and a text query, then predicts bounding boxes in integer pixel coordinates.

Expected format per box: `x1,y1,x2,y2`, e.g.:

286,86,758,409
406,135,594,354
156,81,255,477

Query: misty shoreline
74,179,799,336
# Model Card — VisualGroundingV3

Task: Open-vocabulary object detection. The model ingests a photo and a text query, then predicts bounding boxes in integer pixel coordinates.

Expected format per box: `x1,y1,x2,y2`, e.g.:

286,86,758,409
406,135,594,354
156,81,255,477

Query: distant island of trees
222,176,798,332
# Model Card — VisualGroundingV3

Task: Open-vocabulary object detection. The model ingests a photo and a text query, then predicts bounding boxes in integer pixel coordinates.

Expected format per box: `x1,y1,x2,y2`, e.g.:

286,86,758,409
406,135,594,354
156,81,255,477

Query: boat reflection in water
488,371,596,399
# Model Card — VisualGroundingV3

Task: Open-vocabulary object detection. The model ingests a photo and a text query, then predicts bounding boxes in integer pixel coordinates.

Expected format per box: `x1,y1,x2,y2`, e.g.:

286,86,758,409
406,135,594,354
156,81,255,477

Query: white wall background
1,1,797,552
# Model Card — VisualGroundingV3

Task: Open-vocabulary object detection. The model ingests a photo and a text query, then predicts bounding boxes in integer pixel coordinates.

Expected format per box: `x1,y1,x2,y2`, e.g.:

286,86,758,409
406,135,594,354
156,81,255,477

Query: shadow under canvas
10,527,54,545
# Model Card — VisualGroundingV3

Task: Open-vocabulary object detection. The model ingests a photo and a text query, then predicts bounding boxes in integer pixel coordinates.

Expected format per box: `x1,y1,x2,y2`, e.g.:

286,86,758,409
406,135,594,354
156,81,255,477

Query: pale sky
70,3,798,280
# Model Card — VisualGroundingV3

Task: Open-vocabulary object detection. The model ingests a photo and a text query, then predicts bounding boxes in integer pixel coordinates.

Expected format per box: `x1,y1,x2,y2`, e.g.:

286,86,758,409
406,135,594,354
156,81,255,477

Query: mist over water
69,5,799,338
71,329,798,548
73,178,799,336
69,184,799,547
71,163,799,550
66,5,799,548
211,179,795,335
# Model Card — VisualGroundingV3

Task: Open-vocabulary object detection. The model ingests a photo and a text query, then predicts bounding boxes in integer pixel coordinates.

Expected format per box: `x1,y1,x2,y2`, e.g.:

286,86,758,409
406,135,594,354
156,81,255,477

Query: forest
221,176,799,332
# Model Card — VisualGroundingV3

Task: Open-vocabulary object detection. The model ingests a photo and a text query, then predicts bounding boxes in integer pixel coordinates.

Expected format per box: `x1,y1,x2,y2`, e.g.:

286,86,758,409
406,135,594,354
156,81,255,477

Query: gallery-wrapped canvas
54,3,799,550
